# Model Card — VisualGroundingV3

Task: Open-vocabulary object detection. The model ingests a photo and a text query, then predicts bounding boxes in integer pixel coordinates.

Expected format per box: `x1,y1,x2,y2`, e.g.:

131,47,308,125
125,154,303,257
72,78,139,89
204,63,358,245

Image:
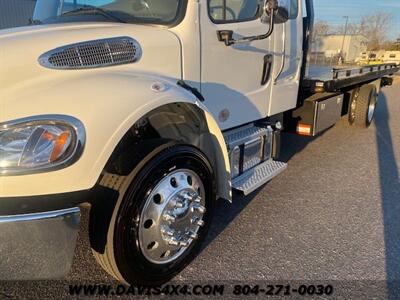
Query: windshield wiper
61,5,126,23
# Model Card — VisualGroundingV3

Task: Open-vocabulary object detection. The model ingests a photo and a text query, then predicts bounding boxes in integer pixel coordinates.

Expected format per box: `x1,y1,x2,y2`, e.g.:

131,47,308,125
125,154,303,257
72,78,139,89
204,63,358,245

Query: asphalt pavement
2,84,399,299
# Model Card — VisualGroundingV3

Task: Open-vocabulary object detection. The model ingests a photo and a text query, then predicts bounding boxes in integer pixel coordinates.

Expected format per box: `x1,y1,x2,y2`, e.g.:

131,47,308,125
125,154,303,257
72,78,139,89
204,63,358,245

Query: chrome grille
38,37,142,69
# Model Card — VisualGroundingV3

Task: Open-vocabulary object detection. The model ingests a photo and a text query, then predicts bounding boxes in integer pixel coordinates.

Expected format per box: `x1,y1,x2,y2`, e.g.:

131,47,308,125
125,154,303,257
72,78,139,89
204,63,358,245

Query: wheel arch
100,101,232,202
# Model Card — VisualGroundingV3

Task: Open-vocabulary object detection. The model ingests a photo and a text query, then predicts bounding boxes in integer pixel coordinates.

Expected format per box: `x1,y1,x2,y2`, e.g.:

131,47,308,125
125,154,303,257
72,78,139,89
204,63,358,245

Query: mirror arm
241,11,276,42
217,4,277,47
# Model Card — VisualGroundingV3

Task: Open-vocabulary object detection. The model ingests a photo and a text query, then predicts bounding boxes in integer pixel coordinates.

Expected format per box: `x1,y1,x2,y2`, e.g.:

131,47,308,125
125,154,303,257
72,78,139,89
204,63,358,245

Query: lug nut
191,217,205,227
179,240,190,247
175,201,184,209
196,219,205,227
167,237,189,247
194,197,202,204
161,227,175,237
181,193,193,201
192,204,206,214
188,232,198,240
163,213,176,222
167,238,179,246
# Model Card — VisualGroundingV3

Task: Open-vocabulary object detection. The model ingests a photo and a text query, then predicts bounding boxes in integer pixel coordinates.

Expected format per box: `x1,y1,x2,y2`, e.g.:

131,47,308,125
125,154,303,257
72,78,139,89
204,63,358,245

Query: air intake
38,37,142,69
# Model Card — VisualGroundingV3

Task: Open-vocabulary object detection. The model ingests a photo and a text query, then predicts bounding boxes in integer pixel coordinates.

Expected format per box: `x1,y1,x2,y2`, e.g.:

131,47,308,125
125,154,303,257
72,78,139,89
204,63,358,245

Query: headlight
0,115,85,175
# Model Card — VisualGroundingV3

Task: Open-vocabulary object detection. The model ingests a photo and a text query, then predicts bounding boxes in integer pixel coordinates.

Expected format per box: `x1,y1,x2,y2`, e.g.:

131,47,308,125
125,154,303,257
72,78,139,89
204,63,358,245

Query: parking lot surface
2,84,399,299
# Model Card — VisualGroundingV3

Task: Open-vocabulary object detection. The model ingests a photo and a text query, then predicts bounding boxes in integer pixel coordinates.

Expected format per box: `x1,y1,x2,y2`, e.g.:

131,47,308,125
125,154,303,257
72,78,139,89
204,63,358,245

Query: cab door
268,0,303,115
200,0,274,130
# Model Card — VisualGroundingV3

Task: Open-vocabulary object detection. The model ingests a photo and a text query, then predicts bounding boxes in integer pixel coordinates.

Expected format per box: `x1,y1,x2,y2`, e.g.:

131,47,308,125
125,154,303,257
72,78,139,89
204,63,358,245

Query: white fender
0,71,231,200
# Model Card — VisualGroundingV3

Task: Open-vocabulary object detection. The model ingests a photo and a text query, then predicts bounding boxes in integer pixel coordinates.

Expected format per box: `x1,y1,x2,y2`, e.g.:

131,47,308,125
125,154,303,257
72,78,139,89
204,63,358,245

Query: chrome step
224,124,274,179
232,159,287,195
224,125,269,150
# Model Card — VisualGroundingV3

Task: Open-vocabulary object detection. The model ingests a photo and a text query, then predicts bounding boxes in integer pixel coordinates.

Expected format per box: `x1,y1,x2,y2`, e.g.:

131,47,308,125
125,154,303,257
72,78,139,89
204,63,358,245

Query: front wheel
93,145,215,285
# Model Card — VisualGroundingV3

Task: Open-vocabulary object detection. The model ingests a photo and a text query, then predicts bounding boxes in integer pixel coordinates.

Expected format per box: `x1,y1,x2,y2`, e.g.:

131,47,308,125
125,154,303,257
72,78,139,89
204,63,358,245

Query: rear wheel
348,84,378,128
92,145,215,285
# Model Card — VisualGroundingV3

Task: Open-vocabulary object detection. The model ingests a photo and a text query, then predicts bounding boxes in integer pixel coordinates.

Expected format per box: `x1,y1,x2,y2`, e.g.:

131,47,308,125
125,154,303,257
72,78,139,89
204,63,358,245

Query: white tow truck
0,0,398,285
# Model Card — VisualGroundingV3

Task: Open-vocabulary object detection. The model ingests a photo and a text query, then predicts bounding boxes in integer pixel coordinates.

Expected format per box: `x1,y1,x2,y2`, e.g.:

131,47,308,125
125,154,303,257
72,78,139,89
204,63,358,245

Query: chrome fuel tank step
223,124,287,195
224,125,274,179
232,160,287,195
224,126,271,149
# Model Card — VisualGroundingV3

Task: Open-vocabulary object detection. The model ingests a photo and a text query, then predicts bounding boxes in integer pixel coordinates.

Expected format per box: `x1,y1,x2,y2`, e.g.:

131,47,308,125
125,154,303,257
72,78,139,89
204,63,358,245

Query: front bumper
0,207,81,280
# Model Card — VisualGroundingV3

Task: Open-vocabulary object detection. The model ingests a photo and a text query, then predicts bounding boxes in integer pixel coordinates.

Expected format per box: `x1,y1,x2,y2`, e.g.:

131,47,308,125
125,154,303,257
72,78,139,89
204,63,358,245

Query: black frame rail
303,63,400,93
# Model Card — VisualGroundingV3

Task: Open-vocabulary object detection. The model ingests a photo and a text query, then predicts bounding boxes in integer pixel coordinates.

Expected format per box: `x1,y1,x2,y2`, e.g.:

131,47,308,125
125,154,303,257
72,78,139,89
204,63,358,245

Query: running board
232,160,287,195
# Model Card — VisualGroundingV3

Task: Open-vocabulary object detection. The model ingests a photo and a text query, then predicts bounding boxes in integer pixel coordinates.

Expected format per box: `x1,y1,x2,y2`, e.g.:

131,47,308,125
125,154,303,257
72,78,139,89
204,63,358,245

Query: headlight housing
0,115,85,176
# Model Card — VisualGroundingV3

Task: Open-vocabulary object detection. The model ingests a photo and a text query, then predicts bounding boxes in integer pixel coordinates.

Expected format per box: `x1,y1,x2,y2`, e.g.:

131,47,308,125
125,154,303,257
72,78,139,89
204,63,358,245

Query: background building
0,0,36,30
313,34,368,63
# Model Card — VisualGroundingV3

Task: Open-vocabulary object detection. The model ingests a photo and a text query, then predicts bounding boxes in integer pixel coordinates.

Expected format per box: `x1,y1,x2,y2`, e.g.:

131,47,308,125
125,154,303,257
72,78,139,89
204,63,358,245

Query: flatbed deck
303,63,400,93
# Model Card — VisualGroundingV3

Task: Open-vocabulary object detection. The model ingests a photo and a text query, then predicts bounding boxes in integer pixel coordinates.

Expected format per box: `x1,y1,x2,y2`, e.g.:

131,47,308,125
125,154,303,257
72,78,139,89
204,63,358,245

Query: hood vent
38,37,142,70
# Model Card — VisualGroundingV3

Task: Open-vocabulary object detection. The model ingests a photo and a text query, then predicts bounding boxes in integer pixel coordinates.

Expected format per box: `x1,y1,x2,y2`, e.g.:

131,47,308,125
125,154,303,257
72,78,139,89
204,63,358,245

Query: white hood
0,22,182,96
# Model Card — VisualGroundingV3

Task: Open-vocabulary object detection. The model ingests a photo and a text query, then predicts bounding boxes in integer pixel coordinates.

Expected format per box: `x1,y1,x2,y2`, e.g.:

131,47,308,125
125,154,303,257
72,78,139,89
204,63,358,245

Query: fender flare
96,81,232,202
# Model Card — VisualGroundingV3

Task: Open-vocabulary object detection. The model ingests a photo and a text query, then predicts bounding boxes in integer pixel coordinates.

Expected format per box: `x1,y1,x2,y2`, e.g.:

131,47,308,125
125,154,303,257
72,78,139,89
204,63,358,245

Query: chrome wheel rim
349,92,358,123
367,94,377,123
350,99,357,122
138,169,206,264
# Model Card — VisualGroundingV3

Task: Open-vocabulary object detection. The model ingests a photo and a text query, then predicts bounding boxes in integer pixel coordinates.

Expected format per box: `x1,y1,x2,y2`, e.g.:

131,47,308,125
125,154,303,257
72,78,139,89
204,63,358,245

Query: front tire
93,145,215,285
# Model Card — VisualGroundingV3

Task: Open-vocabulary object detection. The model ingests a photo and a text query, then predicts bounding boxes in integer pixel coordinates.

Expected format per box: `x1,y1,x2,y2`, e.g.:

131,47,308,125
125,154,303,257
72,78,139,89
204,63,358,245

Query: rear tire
348,84,378,128
92,145,215,285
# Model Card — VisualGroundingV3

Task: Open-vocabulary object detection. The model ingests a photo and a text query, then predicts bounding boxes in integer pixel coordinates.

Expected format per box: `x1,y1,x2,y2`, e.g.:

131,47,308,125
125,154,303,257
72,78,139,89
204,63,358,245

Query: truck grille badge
38,37,142,69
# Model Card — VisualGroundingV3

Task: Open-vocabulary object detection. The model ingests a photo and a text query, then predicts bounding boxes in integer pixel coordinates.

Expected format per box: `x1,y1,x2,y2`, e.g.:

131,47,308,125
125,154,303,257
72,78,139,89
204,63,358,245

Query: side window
302,0,307,18
208,0,263,23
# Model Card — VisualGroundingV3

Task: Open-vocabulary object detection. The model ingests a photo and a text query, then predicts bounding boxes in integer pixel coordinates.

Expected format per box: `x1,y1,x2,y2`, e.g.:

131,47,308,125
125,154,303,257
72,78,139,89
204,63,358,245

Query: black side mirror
274,7,290,23
261,0,289,24
263,0,279,15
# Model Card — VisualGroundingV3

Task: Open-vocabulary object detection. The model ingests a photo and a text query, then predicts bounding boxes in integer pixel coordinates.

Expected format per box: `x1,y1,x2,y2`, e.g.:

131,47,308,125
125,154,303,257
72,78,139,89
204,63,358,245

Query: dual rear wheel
348,84,378,128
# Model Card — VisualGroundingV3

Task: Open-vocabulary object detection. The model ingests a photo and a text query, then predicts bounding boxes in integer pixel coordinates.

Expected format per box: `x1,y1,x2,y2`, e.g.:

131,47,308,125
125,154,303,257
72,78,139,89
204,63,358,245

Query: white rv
382,51,400,65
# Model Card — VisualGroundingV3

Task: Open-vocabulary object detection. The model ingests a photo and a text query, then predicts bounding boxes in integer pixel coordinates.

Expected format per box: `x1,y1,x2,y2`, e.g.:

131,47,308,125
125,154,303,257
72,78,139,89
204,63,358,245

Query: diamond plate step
224,126,269,150
232,160,287,195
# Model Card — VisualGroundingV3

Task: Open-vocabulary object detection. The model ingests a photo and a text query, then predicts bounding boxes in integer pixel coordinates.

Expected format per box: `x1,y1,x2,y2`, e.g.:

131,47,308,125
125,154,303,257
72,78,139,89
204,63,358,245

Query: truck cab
0,0,398,284
29,0,303,129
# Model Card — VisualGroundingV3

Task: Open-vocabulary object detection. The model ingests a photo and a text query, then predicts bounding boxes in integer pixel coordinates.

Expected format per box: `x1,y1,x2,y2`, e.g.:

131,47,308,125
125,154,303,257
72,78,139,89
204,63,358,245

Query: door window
208,0,263,23
278,0,299,20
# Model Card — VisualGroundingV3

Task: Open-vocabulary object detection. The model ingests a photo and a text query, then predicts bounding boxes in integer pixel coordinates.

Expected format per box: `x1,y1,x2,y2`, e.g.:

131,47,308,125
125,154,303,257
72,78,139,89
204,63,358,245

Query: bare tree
312,20,331,53
313,20,330,39
332,12,393,50
335,23,359,35
357,12,392,50
383,38,400,51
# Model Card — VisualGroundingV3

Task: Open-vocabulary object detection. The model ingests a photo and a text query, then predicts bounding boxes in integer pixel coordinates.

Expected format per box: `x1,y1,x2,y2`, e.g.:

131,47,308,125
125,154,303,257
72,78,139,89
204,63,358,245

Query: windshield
33,0,184,26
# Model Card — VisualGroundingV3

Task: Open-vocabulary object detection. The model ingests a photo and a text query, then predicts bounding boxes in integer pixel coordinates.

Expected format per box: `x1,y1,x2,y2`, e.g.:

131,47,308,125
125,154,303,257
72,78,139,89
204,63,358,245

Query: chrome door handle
261,54,273,85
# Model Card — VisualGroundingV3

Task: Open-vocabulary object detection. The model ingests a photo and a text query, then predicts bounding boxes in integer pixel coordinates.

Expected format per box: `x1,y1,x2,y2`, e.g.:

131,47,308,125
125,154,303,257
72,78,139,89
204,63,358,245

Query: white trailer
382,51,400,65
0,0,398,284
